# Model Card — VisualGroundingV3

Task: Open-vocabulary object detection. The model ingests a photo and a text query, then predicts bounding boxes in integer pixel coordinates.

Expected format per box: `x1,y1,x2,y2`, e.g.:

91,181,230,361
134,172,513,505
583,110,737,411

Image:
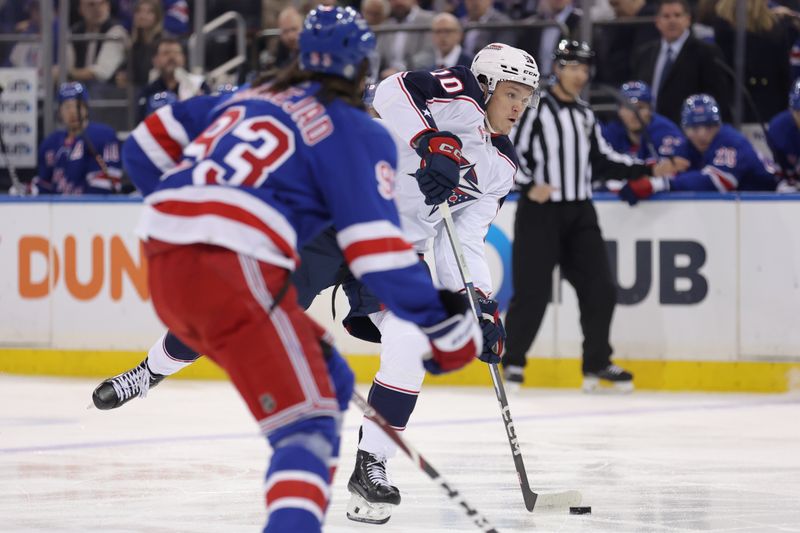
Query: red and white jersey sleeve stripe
335,220,419,279
701,165,738,192
130,105,191,173
137,186,299,269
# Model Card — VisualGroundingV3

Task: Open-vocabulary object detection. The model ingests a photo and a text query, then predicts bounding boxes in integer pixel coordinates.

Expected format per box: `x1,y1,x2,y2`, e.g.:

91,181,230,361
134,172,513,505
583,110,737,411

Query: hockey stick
350,390,500,533
438,201,582,512
75,99,123,192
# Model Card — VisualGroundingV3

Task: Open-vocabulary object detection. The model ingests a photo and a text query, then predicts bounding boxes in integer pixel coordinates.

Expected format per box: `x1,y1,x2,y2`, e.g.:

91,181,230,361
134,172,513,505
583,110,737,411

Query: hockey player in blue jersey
95,39,536,528
107,7,482,533
620,93,777,204
766,78,800,189
602,81,686,169
33,82,123,194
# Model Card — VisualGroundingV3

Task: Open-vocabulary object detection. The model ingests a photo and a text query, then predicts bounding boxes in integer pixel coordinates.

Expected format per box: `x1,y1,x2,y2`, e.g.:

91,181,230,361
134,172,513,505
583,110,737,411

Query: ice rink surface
2,375,800,533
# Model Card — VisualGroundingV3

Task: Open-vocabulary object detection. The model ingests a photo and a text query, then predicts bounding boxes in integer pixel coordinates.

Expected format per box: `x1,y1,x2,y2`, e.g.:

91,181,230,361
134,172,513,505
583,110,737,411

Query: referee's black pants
503,199,617,374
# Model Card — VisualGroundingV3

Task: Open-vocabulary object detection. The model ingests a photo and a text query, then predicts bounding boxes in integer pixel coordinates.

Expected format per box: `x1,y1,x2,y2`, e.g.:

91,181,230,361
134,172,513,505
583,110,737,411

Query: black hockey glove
413,130,463,206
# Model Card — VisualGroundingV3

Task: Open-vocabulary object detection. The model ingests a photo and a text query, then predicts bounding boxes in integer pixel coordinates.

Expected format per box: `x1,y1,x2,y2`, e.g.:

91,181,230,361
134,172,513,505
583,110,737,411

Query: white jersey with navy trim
373,66,518,296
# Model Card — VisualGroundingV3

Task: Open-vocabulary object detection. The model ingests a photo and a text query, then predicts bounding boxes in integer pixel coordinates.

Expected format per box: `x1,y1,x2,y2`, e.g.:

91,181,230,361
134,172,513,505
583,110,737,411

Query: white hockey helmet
471,43,540,108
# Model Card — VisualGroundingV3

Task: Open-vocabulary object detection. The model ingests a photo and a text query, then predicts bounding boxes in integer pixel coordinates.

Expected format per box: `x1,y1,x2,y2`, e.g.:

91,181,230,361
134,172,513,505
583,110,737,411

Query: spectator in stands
410,12,472,69
767,78,800,189
270,6,303,70
0,0,27,62
261,0,291,34
362,0,390,27
517,0,582,76
712,0,796,123
115,0,164,90
6,0,54,70
602,81,687,171
619,93,776,204
631,0,731,125
137,36,207,121
594,0,660,85
377,0,435,78
461,0,514,56
62,0,129,85
115,0,188,35
34,82,123,195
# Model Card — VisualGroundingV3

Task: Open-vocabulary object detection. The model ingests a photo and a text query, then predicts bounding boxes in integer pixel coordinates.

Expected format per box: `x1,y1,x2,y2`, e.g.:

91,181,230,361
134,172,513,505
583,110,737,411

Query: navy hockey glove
321,339,355,411
619,176,670,205
477,297,505,364
422,290,482,374
414,131,463,206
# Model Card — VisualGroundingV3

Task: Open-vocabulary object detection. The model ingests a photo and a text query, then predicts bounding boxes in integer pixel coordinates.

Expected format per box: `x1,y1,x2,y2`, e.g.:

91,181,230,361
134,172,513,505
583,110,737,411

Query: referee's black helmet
553,40,594,66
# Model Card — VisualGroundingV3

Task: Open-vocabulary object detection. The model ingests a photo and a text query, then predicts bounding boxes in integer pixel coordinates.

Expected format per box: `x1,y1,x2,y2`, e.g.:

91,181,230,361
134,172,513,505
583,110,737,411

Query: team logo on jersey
420,157,480,216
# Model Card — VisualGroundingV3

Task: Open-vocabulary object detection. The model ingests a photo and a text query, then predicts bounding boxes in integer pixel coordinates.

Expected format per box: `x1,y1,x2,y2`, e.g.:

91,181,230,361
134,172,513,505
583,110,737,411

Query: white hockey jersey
373,66,519,297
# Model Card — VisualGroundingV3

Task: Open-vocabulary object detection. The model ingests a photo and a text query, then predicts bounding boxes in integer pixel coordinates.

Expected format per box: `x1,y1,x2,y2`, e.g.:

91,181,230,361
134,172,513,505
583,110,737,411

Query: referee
503,40,667,393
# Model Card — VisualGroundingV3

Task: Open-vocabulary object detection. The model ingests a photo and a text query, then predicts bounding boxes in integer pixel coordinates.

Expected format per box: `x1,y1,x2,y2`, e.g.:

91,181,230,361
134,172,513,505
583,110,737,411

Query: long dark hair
251,58,369,109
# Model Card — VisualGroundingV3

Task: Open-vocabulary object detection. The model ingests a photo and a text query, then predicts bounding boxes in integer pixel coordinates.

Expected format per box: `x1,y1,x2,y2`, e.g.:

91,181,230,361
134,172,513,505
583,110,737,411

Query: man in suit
377,0,435,79
631,0,731,124
517,0,582,76
461,0,515,56
411,13,473,70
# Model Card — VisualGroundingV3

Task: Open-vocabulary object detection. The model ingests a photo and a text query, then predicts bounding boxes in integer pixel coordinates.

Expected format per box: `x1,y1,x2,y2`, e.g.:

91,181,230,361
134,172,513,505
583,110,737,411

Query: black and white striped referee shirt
511,89,650,202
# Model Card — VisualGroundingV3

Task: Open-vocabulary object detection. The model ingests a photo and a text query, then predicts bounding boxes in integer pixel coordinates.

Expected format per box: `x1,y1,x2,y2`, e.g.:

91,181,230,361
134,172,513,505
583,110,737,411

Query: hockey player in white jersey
345,42,540,524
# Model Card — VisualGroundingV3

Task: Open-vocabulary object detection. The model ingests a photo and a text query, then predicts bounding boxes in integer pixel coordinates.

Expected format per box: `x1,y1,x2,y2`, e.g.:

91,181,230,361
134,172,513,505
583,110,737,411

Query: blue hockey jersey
35,122,123,195
601,113,685,163
126,82,450,328
672,124,776,191
766,110,800,180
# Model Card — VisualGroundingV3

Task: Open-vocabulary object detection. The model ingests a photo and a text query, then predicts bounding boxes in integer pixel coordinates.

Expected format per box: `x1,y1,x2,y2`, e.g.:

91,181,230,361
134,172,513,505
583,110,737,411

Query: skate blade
582,378,633,394
346,492,395,525
534,489,583,509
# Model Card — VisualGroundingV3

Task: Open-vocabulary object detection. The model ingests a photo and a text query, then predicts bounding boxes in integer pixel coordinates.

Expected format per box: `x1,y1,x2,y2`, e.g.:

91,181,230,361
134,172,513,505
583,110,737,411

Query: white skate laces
366,456,391,487
110,362,153,402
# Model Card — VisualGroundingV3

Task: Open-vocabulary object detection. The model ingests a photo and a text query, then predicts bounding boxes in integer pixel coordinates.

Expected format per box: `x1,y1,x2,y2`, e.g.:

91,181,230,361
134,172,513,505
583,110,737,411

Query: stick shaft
438,202,539,511
351,391,500,532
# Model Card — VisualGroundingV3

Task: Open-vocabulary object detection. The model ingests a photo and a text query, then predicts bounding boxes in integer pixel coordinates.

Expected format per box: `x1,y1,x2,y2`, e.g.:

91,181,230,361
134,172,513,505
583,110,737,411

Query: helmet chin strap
480,82,499,133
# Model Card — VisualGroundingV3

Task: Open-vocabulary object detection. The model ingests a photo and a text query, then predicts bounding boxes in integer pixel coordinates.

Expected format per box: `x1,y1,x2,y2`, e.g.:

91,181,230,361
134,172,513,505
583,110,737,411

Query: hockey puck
569,506,591,515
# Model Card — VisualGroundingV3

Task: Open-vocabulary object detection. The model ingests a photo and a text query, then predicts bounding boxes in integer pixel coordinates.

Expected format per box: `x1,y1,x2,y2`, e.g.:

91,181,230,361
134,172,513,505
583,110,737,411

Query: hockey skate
583,364,634,394
346,449,401,524
92,359,165,410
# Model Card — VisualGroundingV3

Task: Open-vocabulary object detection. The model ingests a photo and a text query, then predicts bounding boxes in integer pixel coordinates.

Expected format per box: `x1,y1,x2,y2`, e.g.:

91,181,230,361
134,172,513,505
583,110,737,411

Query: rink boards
1,193,799,392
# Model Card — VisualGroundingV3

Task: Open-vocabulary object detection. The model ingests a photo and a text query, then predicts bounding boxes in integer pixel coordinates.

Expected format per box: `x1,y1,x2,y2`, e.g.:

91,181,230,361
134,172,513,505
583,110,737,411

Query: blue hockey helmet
681,94,721,128
620,80,652,104
58,82,88,105
299,6,376,81
790,78,800,111
215,83,239,95
146,91,178,114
